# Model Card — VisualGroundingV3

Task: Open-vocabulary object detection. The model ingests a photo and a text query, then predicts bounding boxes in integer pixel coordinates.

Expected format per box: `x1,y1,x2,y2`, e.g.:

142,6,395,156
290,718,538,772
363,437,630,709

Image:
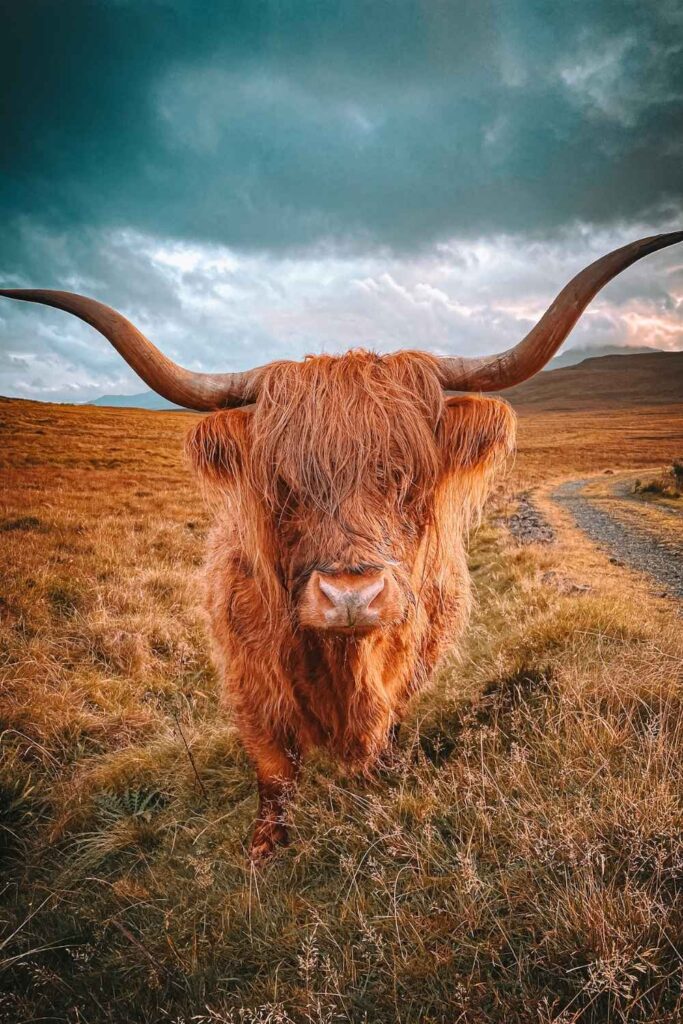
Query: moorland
1,352,682,1024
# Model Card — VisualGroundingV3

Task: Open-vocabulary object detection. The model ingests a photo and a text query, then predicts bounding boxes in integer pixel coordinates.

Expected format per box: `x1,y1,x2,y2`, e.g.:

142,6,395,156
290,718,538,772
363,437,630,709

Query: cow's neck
293,626,414,763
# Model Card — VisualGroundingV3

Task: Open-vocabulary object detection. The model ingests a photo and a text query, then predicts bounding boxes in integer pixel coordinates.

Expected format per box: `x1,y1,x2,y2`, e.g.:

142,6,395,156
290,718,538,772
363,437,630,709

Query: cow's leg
249,741,300,862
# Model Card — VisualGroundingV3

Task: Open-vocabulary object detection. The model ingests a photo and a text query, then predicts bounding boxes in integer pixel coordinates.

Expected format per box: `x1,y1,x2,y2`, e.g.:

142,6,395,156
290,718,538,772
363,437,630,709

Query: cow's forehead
256,349,445,418
246,350,446,517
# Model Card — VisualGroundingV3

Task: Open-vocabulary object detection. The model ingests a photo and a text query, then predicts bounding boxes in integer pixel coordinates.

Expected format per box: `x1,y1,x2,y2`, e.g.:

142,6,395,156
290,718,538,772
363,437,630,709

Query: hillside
505,351,683,411
542,343,661,369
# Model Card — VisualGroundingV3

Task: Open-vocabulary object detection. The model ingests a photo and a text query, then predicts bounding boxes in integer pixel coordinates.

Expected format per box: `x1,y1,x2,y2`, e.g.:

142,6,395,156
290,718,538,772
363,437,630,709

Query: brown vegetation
634,462,683,500
1,391,682,1023
514,402,683,486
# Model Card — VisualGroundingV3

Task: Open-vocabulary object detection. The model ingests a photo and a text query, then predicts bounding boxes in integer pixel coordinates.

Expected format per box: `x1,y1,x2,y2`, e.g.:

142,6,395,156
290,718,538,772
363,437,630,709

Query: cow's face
188,351,514,634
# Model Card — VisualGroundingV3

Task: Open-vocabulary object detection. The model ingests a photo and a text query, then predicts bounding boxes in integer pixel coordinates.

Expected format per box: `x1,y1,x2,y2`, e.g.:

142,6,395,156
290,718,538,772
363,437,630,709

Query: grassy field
1,395,683,1023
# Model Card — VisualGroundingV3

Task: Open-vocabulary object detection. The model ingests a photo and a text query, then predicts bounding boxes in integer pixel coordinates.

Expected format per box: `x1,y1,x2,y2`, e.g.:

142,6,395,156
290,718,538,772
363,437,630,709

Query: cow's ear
440,395,516,472
185,406,253,482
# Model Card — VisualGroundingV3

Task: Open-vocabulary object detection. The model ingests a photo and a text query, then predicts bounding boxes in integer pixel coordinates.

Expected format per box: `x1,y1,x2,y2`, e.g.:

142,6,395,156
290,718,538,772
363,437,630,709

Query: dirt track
552,477,683,600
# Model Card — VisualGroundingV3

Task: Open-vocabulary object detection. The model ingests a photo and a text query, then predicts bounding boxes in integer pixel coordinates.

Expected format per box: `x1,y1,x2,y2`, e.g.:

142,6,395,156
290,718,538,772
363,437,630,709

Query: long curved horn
0,289,264,410
436,230,683,391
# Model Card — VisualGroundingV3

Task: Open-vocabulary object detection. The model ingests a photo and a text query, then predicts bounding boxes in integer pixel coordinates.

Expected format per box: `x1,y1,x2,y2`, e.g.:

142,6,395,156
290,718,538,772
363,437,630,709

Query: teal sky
1,1,682,402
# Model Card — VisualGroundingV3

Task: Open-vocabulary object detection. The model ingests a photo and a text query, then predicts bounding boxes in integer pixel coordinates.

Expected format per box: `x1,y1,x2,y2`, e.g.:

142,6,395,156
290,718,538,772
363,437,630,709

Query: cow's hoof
249,820,289,863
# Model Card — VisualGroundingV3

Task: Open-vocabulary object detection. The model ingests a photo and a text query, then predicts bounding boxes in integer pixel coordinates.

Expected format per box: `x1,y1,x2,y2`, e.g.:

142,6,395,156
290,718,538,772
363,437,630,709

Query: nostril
361,576,385,609
318,577,343,608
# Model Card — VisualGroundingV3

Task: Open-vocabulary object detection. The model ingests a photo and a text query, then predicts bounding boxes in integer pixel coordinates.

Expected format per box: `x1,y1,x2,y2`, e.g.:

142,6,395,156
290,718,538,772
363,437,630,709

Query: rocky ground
506,492,556,545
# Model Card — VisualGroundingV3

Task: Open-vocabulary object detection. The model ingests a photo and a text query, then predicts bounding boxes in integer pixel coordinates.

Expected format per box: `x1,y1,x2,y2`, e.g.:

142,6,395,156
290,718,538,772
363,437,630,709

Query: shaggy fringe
251,350,445,519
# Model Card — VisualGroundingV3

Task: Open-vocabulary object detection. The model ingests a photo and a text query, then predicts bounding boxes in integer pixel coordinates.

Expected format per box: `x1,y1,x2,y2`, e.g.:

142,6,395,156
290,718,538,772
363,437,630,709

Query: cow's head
2,231,681,633
186,350,515,632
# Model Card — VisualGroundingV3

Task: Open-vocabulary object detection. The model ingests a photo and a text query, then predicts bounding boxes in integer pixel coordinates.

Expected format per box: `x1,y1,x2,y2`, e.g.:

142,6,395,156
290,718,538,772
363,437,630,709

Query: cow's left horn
436,230,683,392
0,289,264,411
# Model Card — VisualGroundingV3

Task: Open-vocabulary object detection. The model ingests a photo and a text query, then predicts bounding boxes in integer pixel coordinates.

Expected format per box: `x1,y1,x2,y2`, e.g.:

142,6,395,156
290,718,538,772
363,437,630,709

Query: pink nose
317,574,386,628
298,568,402,631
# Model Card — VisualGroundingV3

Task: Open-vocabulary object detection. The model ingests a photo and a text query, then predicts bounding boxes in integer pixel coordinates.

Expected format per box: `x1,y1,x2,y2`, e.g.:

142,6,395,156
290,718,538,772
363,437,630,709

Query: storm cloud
1,0,682,400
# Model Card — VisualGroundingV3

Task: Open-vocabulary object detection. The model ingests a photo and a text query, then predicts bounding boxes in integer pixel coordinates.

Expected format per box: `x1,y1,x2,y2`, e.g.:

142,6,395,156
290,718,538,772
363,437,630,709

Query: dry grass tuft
1,397,682,1023
633,461,683,500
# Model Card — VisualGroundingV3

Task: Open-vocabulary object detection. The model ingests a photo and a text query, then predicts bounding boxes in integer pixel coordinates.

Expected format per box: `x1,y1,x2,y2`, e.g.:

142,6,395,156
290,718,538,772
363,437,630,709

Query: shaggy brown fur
187,350,515,859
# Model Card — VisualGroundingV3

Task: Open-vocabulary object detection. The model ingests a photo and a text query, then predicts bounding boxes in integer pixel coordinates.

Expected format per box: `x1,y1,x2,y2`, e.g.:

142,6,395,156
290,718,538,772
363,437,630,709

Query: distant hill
505,351,683,411
545,344,661,369
89,391,182,411
86,345,665,410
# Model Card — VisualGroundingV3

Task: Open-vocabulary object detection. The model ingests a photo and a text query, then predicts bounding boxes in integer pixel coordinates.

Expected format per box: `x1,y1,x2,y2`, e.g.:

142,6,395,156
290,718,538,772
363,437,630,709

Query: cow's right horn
0,288,264,411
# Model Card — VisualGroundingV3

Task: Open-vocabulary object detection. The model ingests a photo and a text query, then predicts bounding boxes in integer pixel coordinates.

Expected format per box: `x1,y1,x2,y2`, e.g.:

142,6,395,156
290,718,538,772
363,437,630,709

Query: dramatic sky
1,0,682,402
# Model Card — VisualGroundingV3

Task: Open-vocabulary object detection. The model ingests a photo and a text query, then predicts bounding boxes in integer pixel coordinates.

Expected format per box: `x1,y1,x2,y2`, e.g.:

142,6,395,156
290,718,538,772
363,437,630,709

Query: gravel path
553,479,683,600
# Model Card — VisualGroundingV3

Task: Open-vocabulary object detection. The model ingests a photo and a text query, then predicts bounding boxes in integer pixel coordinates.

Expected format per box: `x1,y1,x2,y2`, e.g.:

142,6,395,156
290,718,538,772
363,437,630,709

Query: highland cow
2,230,681,858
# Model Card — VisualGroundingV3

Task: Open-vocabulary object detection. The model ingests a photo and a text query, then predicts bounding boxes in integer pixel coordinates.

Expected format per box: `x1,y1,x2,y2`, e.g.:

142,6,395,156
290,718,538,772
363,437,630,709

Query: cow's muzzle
298,568,404,632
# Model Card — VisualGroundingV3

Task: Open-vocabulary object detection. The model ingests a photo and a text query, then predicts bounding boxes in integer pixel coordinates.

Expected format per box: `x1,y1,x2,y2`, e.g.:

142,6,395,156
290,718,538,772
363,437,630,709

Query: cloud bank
1,1,682,400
